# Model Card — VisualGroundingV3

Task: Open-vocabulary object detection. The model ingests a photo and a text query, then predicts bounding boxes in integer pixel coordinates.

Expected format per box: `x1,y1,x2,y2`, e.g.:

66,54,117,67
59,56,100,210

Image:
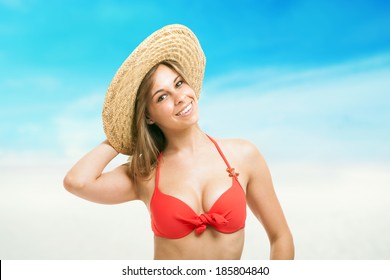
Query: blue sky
0,0,389,162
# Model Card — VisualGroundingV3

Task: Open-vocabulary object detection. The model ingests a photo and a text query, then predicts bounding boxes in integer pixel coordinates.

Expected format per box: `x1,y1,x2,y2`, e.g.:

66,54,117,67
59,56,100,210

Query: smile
176,102,193,117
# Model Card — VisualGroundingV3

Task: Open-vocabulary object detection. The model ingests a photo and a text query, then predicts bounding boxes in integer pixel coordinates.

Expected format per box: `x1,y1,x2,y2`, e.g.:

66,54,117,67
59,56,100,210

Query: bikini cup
150,136,246,239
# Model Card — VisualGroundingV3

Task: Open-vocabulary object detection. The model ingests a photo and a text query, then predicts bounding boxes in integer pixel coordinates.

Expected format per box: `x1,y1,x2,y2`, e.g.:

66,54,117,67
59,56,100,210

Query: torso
136,138,250,259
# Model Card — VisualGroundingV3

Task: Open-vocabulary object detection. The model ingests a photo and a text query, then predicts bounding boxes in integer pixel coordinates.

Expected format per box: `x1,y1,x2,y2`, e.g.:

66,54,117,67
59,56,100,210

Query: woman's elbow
63,172,86,193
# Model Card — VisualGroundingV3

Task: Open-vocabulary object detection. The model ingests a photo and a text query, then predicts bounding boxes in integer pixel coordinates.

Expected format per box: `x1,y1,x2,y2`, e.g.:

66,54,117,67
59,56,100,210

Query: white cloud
53,93,105,158
199,53,390,163
51,91,130,169
204,52,390,96
3,74,61,94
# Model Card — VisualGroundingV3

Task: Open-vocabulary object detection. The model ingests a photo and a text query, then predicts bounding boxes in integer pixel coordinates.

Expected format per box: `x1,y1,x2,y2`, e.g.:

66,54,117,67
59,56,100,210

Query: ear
146,116,154,125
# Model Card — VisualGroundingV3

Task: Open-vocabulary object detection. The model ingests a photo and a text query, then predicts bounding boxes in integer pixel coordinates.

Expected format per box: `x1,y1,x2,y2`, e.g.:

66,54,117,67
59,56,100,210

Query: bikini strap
156,136,239,183
207,135,240,179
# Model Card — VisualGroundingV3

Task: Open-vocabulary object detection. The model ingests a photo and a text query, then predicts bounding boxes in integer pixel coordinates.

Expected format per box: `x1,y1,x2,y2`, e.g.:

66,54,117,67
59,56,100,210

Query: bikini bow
178,212,230,235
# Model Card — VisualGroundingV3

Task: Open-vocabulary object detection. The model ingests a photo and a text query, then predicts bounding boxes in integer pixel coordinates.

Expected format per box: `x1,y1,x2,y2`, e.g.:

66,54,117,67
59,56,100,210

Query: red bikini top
150,136,246,239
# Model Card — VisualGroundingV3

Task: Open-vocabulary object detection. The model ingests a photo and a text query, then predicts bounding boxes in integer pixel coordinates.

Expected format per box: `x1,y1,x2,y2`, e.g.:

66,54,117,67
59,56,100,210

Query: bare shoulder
214,137,268,182
217,138,263,162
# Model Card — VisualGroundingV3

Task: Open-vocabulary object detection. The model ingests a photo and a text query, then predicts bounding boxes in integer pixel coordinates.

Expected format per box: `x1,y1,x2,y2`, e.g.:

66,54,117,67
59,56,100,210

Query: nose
174,90,186,105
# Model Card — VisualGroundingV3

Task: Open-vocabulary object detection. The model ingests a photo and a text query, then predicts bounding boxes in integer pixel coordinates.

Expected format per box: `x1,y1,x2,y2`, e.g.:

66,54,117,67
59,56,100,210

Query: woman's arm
242,141,294,260
63,140,137,204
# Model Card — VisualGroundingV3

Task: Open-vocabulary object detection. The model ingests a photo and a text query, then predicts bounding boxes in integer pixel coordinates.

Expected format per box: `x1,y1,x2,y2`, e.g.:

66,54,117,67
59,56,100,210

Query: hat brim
102,24,206,155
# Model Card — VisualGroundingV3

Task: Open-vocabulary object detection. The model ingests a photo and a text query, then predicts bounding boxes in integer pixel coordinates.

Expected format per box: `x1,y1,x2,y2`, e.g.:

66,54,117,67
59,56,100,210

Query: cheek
184,85,196,97
147,102,173,120
146,103,159,120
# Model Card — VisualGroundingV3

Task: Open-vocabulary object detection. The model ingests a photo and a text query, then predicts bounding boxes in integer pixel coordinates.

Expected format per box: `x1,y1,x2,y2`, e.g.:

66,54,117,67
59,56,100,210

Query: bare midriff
153,228,245,260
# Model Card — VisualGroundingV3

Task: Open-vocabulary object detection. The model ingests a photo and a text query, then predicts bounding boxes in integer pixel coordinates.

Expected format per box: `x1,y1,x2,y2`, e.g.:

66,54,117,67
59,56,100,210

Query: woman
63,24,294,260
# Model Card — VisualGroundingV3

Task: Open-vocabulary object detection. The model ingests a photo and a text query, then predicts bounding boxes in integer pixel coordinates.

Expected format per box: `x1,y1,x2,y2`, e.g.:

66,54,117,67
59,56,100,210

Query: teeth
177,103,192,116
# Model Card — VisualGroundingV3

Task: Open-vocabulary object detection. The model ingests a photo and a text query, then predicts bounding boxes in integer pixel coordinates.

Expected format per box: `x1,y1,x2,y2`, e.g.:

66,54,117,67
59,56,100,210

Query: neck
162,125,209,156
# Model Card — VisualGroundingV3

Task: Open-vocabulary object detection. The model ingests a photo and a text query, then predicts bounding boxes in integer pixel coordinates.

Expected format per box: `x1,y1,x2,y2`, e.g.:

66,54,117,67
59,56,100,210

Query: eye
175,80,183,87
157,94,167,102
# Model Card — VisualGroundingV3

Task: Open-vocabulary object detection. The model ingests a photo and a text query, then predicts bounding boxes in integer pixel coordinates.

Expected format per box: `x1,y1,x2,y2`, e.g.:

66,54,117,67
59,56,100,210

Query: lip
175,102,193,117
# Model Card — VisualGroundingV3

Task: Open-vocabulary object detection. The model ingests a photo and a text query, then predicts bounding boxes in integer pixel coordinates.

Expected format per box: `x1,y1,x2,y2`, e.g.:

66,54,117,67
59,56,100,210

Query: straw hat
102,24,206,155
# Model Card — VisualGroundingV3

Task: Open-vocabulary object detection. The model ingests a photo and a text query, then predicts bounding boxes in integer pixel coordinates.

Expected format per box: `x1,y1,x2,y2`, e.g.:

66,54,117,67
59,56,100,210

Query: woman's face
146,64,198,132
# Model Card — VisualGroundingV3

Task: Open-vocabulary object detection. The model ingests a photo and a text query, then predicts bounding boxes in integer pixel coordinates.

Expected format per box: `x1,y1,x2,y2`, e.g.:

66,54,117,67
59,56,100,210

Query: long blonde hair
129,60,188,180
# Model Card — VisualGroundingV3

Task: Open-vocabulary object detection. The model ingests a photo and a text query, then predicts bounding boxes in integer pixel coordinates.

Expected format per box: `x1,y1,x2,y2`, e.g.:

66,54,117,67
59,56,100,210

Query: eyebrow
152,75,181,98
